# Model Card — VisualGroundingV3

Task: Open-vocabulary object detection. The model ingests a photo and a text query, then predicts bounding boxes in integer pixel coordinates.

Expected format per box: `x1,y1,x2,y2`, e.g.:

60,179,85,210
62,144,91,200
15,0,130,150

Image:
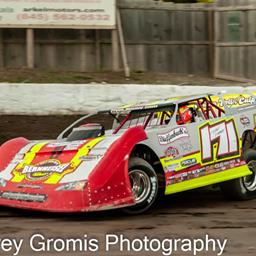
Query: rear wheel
242,130,256,154
122,157,159,214
220,149,256,200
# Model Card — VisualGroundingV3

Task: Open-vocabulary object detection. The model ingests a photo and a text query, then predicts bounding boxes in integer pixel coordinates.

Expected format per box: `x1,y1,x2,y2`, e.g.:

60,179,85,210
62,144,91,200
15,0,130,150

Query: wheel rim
243,160,256,191
129,169,151,204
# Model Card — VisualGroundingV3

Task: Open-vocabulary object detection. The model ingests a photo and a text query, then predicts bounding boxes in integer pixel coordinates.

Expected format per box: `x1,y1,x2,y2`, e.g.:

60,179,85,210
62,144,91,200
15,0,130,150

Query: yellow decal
11,142,48,183
11,137,104,184
211,93,256,109
165,166,251,195
161,152,201,173
45,137,104,184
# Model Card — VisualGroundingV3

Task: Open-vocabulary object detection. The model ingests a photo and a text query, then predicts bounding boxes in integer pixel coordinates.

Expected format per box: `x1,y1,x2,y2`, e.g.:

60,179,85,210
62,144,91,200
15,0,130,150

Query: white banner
0,0,116,29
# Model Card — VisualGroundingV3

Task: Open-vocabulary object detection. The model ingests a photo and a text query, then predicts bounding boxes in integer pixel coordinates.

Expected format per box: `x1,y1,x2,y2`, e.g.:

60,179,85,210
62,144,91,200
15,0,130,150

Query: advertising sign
0,0,116,29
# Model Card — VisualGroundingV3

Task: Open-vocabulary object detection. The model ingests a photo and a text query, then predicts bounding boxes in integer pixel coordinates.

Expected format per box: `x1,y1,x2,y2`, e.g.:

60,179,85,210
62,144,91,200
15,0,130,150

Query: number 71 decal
199,119,239,163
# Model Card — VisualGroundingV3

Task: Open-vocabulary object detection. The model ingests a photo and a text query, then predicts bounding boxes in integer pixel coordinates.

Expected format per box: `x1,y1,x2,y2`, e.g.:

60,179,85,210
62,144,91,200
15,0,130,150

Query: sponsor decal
158,127,189,145
47,140,86,150
166,158,244,185
79,155,103,161
164,158,174,164
180,142,193,152
216,96,256,108
116,103,159,112
205,159,243,174
240,115,250,127
165,147,179,158
166,163,180,172
181,158,197,167
11,137,104,184
18,184,42,189
199,119,239,163
167,167,206,185
22,160,70,181
0,192,46,202
11,159,24,165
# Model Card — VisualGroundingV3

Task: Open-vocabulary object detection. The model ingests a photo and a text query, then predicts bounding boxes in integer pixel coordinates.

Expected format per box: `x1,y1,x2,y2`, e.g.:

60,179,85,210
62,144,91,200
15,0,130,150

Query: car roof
111,94,213,113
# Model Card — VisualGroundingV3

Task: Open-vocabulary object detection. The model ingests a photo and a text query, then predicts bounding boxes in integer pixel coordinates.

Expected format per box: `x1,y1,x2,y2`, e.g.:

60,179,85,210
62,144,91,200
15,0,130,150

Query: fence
214,4,256,82
0,0,255,82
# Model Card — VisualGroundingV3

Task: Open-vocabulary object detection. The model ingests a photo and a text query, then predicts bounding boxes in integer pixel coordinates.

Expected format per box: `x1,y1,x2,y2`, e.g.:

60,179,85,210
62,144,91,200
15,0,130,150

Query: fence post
112,29,119,71
26,28,34,69
80,29,86,72
117,9,130,78
213,10,219,78
0,29,4,68
95,30,101,71
208,10,214,78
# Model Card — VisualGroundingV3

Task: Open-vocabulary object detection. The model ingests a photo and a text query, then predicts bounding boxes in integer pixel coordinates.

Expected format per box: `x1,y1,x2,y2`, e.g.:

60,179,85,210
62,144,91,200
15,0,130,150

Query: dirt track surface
0,115,256,256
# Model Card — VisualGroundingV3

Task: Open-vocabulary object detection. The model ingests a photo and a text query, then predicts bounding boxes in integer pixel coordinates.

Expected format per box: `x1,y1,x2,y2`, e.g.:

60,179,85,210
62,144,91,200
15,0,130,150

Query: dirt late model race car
0,93,256,214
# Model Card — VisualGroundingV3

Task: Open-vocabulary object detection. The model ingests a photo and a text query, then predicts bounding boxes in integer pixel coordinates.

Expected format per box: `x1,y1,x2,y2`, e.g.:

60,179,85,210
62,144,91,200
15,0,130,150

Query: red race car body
0,126,146,212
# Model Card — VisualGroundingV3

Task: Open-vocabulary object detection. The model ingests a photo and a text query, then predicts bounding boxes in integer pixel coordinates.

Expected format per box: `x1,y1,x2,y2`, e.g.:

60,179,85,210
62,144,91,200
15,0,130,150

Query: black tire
220,149,256,200
122,157,159,214
242,130,256,154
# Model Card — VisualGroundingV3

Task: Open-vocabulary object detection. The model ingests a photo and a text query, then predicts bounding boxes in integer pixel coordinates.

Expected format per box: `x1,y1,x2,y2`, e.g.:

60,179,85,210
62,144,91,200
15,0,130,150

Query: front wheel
122,157,159,214
220,149,256,200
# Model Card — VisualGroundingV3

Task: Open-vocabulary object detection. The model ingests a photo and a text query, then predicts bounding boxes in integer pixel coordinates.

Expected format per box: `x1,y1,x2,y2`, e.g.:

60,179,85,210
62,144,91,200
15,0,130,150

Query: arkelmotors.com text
0,234,227,256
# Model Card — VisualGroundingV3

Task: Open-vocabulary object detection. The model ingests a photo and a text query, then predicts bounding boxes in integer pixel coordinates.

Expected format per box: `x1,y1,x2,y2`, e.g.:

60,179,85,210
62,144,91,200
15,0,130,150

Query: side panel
0,127,147,212
144,114,254,195
0,137,30,172
87,126,147,210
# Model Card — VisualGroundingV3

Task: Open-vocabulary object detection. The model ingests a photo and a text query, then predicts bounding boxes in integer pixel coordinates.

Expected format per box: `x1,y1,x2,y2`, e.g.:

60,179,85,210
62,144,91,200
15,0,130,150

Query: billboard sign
0,0,116,29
